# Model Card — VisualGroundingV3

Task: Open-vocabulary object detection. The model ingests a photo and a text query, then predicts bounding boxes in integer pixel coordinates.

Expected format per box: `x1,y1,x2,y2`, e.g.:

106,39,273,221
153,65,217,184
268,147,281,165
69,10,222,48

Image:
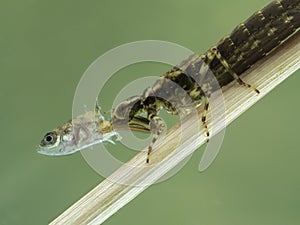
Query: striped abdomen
208,0,300,87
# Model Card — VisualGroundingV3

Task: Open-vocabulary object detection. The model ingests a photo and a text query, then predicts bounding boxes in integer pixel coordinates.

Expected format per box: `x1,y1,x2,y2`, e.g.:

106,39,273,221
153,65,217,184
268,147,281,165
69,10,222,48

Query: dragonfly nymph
37,0,300,163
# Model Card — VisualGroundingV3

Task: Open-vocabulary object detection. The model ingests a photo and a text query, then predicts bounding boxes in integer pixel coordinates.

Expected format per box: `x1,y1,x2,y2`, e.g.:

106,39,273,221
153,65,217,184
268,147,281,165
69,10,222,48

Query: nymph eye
43,132,57,144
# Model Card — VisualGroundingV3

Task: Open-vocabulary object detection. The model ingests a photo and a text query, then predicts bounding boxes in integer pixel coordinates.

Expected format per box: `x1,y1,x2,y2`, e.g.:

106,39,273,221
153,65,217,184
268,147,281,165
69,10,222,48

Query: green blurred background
0,0,299,224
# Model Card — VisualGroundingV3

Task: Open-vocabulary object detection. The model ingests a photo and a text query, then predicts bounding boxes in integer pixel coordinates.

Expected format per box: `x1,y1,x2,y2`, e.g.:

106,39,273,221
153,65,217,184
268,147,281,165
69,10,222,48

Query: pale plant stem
50,31,300,225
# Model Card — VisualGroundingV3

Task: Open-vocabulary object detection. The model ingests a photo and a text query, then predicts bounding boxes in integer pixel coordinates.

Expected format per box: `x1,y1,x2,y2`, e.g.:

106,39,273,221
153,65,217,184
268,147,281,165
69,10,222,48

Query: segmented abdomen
209,0,300,87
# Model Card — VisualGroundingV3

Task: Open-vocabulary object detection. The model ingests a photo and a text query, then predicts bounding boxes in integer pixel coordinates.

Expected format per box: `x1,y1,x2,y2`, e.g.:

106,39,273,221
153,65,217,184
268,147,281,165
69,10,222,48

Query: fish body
37,110,117,155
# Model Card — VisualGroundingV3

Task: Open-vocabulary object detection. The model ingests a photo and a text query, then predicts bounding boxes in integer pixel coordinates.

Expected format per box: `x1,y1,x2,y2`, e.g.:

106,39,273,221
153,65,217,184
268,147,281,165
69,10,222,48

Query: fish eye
43,132,57,145
45,135,53,142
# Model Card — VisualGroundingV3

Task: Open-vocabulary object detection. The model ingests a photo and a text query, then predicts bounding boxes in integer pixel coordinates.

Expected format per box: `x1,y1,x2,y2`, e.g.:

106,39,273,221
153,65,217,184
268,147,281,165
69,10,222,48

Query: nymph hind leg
207,46,260,94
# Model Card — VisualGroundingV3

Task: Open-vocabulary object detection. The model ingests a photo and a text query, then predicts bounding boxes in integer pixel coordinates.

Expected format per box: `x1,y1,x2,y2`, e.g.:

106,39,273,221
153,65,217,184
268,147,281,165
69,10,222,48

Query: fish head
37,123,77,156
37,111,118,156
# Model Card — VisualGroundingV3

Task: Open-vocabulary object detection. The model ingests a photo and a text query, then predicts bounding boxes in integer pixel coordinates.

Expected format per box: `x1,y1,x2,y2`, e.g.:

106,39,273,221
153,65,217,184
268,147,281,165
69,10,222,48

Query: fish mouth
36,148,50,155
36,145,59,156
36,146,53,155
37,150,49,155
36,144,78,156
36,145,43,153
